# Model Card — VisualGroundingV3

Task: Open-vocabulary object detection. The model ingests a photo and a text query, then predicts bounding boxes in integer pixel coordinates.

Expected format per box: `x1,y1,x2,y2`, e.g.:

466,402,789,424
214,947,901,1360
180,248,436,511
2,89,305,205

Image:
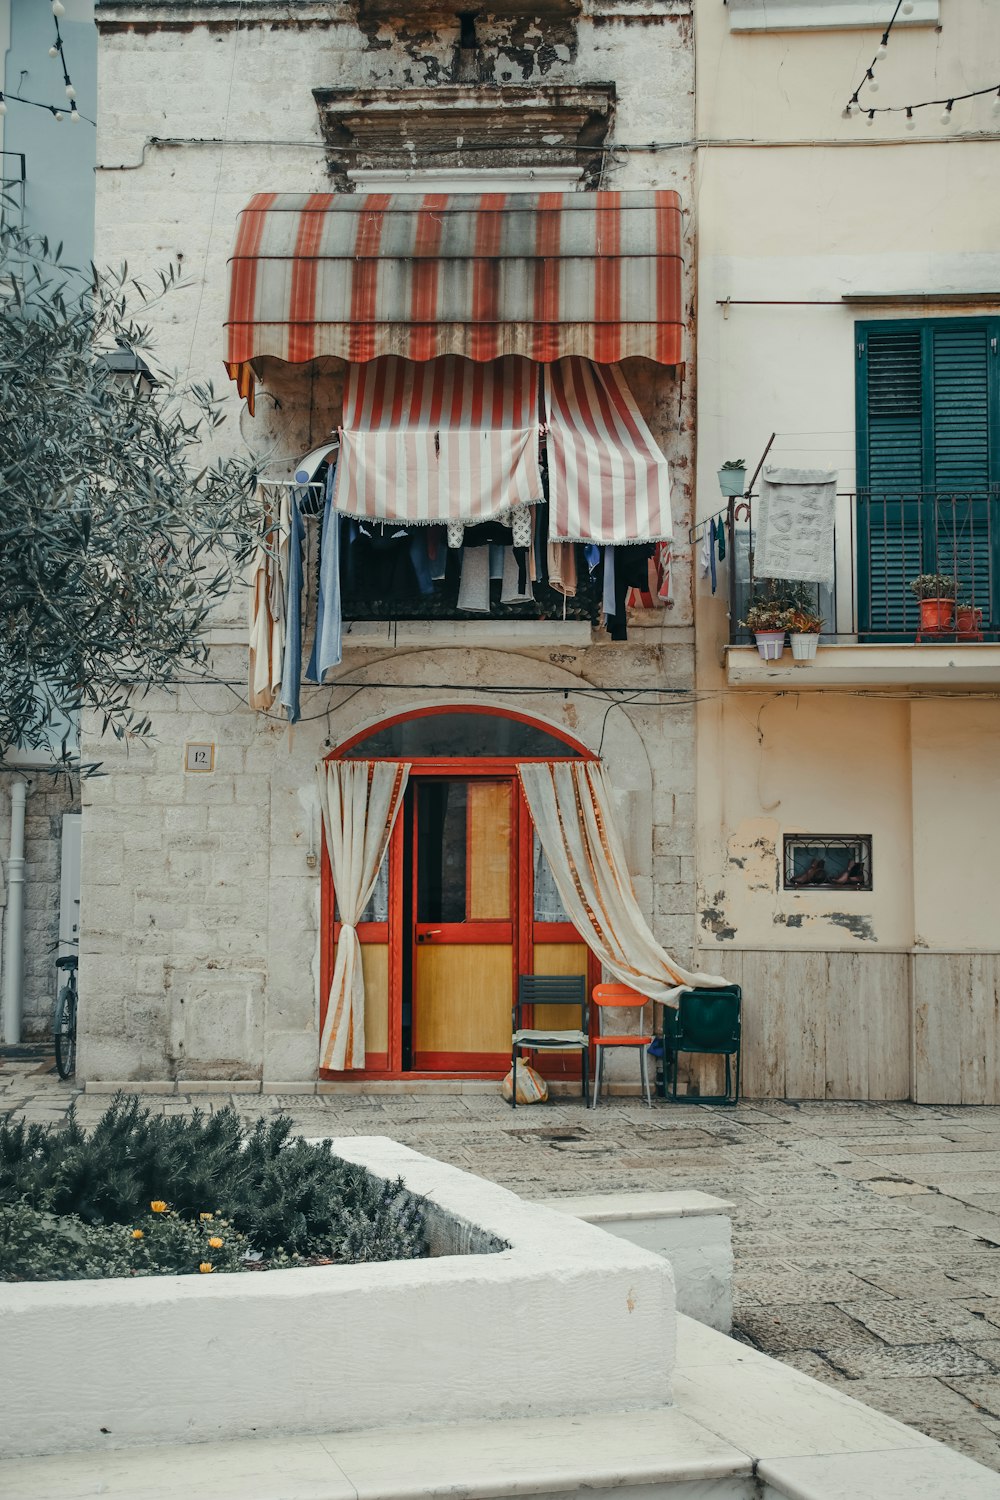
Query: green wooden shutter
930,324,994,616
857,318,998,636
857,325,923,635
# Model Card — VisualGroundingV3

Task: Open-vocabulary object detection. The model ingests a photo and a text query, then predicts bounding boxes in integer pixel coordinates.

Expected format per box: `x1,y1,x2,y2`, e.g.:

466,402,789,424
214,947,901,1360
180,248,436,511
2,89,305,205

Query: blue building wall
2,0,95,266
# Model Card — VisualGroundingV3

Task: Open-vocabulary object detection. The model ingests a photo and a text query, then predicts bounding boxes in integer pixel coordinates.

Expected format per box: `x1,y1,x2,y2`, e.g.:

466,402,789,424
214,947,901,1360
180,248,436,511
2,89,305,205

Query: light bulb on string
905,107,916,131
877,34,889,60
48,44,58,57
52,108,63,121
866,110,876,126
993,89,1000,117
65,84,75,99
70,105,80,123
51,0,65,15
901,1,913,12
0,94,6,117
866,70,879,94
941,100,954,127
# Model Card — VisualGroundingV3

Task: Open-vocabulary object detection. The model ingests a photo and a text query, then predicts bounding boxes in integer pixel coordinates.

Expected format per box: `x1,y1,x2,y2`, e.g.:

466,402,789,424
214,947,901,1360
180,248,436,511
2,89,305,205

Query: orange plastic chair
591,983,654,1107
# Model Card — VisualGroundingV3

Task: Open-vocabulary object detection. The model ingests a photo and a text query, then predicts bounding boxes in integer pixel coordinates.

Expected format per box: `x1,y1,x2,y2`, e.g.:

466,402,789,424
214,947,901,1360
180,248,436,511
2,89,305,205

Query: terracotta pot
754,630,785,660
956,606,983,637
918,597,955,631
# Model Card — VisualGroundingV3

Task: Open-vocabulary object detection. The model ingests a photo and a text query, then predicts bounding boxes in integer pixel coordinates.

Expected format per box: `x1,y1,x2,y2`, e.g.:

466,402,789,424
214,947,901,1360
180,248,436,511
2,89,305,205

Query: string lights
844,0,1000,131
0,0,88,123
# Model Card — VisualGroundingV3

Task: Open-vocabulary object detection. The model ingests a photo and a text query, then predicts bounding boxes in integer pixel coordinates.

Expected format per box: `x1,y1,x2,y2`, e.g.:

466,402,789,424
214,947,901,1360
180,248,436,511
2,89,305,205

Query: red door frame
320,705,599,1082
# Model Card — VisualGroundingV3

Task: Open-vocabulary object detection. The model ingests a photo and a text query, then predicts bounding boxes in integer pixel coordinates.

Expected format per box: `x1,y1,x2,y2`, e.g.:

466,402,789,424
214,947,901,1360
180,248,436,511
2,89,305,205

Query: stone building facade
79,0,702,1084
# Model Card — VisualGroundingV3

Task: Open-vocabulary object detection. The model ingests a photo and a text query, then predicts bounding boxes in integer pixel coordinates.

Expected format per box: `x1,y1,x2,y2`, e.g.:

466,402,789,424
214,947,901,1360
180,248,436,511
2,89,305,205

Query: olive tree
0,223,260,762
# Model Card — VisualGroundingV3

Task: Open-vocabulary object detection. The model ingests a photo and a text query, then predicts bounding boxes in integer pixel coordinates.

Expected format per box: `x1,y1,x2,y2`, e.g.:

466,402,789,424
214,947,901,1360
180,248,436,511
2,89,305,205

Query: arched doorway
321,706,600,1080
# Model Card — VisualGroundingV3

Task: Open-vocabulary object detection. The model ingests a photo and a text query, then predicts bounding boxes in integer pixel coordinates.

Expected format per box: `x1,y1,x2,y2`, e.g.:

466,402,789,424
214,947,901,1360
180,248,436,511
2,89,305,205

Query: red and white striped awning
334,355,543,526
545,360,673,543
225,190,683,400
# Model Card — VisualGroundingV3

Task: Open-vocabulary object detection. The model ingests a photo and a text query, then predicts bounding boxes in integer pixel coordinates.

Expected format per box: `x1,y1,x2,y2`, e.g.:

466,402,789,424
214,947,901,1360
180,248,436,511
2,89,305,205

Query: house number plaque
184,742,216,774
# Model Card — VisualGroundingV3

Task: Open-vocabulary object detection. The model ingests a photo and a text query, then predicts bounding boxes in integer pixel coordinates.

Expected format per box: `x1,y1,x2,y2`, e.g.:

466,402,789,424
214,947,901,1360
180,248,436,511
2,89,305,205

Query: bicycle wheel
54,983,77,1079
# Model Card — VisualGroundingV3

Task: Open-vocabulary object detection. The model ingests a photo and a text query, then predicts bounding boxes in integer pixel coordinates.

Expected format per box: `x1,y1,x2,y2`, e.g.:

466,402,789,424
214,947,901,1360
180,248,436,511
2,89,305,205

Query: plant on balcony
787,608,824,663
741,602,794,660
955,600,984,639
909,573,958,632
718,458,747,497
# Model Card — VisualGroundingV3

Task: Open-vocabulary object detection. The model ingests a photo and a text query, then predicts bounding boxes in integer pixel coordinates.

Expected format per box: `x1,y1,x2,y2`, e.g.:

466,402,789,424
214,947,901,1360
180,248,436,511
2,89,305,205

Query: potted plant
910,573,958,632
741,602,793,660
787,607,823,662
718,458,746,498
955,599,984,639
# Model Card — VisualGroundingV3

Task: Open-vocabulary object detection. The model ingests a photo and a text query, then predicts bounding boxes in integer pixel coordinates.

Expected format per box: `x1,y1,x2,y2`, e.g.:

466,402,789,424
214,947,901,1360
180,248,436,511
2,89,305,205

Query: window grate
782,835,873,892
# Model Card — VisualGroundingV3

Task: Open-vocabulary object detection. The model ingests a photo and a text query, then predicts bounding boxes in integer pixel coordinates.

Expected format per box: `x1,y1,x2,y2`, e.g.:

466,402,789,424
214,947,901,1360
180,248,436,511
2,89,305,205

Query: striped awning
225,190,684,399
545,360,672,543
334,355,543,527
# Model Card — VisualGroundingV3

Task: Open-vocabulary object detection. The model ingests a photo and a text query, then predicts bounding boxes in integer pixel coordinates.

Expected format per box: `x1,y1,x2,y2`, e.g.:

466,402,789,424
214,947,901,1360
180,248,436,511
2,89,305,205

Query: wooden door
410,778,515,1072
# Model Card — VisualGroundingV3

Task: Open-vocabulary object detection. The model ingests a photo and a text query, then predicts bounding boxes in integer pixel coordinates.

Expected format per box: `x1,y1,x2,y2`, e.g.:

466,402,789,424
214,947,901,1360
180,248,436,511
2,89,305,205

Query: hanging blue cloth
307,466,343,684
280,488,305,724
709,518,718,595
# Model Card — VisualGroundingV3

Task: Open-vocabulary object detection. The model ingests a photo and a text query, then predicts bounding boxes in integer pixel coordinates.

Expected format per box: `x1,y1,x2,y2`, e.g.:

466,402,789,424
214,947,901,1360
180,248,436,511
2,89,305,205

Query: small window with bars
782,835,872,892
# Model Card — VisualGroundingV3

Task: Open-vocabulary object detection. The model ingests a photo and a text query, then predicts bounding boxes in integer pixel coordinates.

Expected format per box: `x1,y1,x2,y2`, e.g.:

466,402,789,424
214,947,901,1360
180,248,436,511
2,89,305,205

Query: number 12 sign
184,743,216,774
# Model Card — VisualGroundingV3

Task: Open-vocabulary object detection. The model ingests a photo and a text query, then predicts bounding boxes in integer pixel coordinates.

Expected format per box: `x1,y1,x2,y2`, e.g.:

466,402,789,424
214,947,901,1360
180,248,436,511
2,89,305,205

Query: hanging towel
602,547,616,621
717,520,726,563
709,518,718,595
547,541,577,598
699,526,712,579
755,466,837,587
279,490,305,724
306,468,342,684
501,546,533,604
489,542,506,582
457,546,491,612
408,531,435,597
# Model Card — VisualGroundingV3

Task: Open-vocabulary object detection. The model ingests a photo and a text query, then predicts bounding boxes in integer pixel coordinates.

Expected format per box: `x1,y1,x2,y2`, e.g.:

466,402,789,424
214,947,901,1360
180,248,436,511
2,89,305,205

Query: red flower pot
956,606,983,638
918,597,955,631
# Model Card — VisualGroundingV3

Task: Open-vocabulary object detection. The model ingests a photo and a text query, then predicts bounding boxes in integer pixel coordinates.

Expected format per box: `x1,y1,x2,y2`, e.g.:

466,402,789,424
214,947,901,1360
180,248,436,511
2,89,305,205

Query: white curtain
518,761,730,1007
316,759,410,1070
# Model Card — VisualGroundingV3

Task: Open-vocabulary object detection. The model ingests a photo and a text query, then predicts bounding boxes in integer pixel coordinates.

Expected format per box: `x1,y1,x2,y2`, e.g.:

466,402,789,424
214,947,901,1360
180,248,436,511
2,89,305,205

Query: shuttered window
856,318,999,637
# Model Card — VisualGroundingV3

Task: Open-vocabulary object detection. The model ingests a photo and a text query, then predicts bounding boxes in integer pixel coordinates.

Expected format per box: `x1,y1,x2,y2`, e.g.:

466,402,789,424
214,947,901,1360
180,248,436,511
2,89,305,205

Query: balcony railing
727,491,1000,644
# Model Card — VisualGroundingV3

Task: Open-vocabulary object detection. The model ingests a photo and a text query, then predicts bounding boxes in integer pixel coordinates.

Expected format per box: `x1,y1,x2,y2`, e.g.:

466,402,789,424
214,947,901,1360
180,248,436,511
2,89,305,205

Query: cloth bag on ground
501,1062,549,1105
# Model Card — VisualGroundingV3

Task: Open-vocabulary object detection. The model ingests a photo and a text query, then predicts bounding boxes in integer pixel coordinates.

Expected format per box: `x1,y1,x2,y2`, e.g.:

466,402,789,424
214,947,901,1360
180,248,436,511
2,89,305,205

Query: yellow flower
208,1236,223,1250
131,1229,144,1240
150,1201,167,1214
199,1212,213,1221
199,1262,213,1274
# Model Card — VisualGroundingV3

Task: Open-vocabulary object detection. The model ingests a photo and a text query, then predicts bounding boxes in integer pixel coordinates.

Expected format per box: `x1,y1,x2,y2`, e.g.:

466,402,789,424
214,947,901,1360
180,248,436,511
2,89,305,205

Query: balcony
724,491,1000,688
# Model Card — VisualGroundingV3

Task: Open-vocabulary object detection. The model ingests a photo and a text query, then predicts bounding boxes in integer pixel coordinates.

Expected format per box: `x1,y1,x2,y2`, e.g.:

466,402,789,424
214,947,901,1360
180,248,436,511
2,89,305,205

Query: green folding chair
663,985,742,1105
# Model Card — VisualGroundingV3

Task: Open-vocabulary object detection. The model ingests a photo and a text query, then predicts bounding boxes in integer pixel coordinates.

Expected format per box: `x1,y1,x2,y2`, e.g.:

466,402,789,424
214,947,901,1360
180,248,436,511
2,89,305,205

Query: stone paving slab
7,1058,1000,1474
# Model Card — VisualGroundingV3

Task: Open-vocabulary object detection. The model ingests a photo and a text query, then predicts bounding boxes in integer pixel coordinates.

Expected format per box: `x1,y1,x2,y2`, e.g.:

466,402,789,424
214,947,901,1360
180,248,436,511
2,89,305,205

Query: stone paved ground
6,1052,1000,1473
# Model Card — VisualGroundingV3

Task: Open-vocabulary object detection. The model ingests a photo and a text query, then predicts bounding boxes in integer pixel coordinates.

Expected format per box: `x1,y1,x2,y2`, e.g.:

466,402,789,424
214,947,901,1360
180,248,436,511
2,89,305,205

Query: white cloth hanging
315,759,411,1070
518,761,730,1006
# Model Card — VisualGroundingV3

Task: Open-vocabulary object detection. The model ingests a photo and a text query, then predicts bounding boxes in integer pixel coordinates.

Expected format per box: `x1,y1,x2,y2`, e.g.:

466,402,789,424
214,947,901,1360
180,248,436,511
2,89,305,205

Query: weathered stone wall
0,776,80,1041
81,0,699,1080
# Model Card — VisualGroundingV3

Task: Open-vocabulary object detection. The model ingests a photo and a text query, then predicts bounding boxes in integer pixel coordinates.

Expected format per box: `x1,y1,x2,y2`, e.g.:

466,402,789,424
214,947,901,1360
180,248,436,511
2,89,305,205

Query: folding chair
591,983,654,1107
663,985,742,1105
511,974,590,1109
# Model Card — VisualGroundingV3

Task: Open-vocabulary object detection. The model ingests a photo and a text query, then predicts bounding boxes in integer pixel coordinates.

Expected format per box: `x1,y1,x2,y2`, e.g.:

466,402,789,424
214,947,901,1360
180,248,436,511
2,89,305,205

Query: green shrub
0,1095,426,1280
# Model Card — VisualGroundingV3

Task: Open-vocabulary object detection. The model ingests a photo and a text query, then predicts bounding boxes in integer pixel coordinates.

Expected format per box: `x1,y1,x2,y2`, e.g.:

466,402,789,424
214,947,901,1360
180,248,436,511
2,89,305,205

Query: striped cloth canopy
224,190,684,401
334,355,543,527
545,359,673,543
330,353,671,543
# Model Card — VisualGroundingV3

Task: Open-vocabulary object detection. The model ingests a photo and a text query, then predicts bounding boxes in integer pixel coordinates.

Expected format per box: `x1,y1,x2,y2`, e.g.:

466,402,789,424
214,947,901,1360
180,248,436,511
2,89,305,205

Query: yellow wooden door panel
414,943,512,1055
333,942,389,1057
467,782,512,920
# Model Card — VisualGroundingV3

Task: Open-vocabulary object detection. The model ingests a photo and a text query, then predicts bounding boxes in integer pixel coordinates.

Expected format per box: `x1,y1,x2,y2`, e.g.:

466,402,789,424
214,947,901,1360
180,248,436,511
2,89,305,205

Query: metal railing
727,491,999,644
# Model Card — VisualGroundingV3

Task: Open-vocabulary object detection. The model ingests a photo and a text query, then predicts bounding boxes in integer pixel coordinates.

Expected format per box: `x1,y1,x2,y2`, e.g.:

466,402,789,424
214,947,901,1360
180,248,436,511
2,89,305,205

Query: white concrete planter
790,632,820,661
0,1137,675,1460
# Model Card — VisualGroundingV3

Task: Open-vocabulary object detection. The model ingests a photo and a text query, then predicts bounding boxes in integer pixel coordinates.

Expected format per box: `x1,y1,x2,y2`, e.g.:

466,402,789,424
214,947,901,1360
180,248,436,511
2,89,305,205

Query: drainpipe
2,780,27,1045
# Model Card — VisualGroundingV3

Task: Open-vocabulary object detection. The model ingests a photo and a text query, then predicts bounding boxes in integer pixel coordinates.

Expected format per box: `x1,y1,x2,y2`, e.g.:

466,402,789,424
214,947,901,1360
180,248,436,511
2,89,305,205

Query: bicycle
53,955,78,1080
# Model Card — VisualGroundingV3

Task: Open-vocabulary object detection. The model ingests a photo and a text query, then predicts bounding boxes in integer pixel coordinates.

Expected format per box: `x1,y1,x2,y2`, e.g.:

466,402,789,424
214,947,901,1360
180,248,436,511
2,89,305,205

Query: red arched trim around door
319,704,600,1081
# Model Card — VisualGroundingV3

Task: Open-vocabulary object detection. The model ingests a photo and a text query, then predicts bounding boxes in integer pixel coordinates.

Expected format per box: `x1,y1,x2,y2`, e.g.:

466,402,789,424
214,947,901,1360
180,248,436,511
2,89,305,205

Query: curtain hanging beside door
518,760,730,1006
315,759,411,1070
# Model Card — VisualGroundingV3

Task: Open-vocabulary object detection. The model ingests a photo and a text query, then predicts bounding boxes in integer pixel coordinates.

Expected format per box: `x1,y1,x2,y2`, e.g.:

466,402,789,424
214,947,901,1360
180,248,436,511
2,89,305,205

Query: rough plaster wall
0,777,81,1040
82,1,698,1079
